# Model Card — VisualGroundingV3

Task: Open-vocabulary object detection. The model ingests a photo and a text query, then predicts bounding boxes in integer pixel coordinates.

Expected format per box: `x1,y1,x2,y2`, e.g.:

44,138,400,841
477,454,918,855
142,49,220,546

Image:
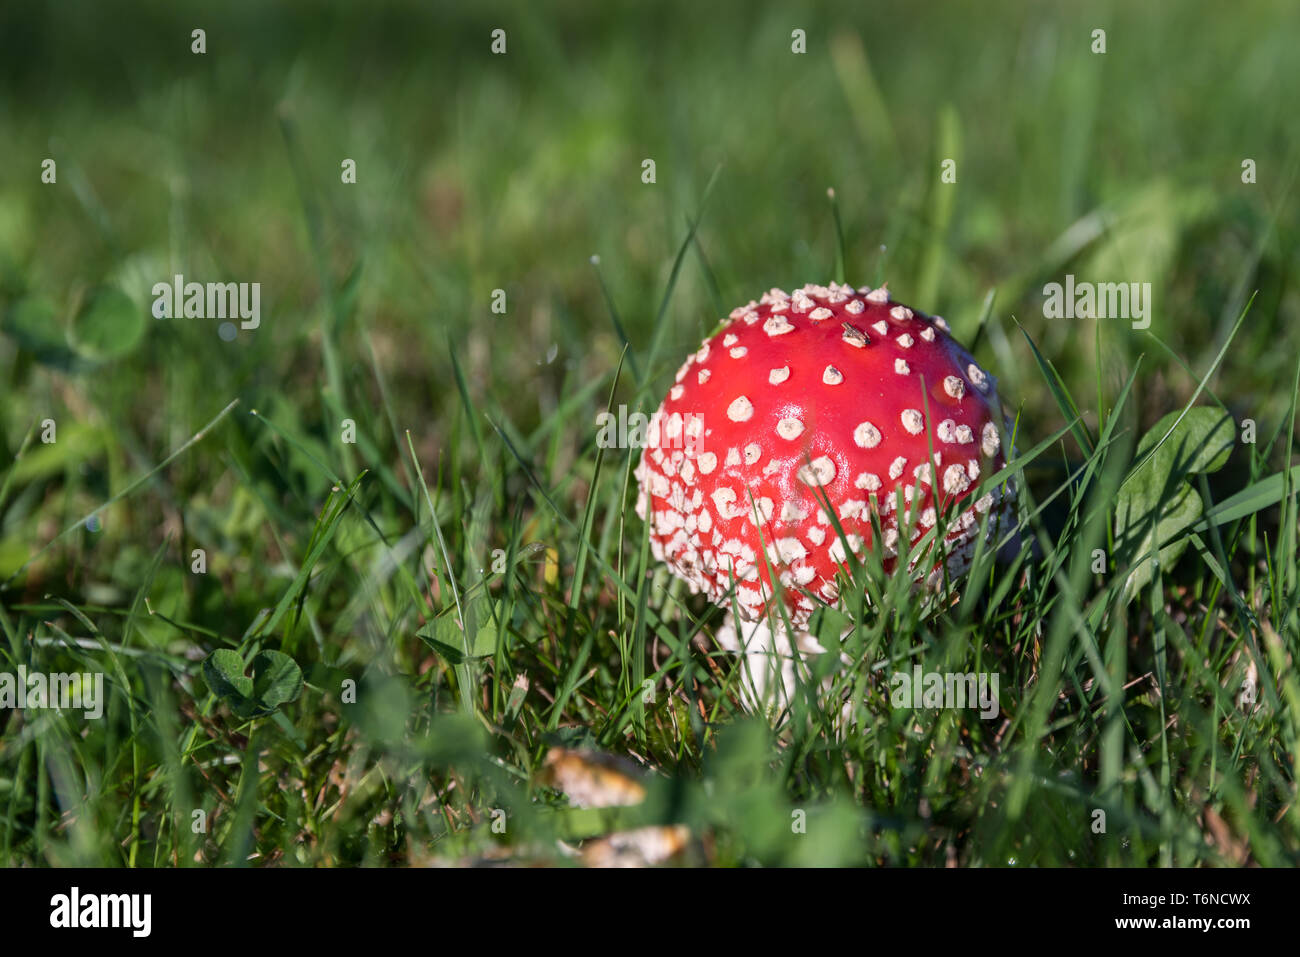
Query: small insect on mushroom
633,282,1019,716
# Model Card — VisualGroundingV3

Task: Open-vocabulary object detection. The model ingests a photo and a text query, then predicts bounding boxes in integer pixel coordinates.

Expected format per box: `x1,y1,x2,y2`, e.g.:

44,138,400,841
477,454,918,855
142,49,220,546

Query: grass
1,0,1299,866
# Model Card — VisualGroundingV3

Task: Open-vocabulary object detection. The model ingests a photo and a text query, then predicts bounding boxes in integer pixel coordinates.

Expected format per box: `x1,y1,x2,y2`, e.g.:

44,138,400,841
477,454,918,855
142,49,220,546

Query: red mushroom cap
634,282,1016,626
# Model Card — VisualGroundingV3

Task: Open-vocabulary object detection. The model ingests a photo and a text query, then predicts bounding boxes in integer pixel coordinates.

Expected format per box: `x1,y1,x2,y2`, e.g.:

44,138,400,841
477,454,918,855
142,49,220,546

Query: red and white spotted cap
634,282,1017,626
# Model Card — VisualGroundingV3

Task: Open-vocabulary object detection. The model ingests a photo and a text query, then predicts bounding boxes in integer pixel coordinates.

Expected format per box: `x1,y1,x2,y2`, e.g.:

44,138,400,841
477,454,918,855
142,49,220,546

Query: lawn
1,0,1298,866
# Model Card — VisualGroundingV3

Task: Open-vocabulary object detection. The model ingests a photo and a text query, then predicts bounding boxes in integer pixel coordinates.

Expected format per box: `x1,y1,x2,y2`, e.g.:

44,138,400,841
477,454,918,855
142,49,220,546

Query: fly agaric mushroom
634,282,1018,711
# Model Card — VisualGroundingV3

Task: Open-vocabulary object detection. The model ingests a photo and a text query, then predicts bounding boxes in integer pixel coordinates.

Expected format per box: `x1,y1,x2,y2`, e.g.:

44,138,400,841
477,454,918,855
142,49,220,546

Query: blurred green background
3,0,1296,463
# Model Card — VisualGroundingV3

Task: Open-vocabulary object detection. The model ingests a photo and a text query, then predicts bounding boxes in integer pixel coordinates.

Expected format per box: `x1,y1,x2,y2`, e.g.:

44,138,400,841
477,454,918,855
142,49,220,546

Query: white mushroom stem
714,612,849,723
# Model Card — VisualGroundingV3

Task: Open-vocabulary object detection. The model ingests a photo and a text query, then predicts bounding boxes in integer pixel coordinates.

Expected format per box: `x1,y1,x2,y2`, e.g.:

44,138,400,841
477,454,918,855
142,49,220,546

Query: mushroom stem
714,611,842,721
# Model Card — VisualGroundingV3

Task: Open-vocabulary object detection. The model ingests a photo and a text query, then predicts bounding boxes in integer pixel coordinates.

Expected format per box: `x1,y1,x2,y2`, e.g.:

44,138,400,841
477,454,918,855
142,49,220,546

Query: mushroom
633,282,1018,715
